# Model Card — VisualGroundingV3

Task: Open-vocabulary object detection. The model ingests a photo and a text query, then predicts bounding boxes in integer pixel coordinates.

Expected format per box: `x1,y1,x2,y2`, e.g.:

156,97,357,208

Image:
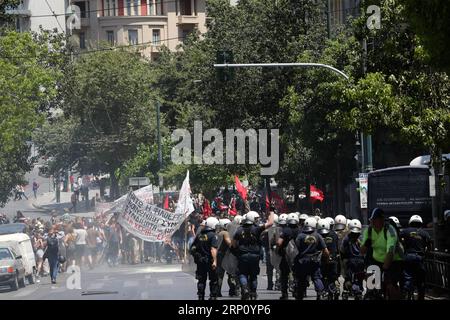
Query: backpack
46,236,59,254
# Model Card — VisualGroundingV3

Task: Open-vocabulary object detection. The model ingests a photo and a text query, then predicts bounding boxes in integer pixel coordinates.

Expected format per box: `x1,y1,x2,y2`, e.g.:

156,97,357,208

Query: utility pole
156,100,163,206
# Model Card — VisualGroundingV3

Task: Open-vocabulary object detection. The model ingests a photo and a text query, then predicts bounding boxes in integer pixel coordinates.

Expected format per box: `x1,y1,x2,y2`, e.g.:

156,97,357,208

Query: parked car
0,246,26,291
0,233,37,284
0,223,27,236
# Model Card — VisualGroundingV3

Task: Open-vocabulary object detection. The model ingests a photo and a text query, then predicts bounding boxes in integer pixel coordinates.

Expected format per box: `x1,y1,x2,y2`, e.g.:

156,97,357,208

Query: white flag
175,170,195,217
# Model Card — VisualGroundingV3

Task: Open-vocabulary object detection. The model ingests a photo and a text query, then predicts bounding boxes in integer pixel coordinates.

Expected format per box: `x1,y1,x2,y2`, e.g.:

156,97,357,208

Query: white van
0,233,37,284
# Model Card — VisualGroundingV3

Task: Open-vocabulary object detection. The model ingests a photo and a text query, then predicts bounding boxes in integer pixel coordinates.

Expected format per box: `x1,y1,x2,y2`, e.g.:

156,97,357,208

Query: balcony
177,15,198,25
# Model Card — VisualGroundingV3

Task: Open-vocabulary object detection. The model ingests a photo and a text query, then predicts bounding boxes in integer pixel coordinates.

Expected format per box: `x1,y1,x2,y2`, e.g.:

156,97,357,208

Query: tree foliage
0,30,63,206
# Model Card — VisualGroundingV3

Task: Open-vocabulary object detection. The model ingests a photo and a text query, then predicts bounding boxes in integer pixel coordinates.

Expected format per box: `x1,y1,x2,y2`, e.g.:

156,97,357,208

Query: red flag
163,194,169,209
310,185,324,202
228,197,237,216
265,192,270,213
270,191,288,213
234,175,247,200
202,198,212,218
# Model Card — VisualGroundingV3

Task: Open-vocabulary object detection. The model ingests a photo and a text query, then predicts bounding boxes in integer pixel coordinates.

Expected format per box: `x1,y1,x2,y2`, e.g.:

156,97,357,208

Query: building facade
6,0,68,33
69,0,207,60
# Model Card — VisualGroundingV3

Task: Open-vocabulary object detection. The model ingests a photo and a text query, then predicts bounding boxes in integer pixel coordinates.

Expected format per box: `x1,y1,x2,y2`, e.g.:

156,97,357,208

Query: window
133,0,139,15
126,0,132,15
152,29,160,45
79,32,86,49
181,29,191,42
149,0,154,15
155,0,163,15
107,30,115,45
180,0,191,15
74,1,88,18
104,0,116,16
128,29,138,45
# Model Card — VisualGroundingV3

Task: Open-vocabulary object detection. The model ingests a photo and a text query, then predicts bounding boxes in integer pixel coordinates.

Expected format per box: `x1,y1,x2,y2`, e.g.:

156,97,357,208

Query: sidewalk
32,191,96,218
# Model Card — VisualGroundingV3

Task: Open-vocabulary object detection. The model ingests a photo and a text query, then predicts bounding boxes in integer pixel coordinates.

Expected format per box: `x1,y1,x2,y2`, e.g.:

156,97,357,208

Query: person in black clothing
44,227,60,284
317,218,340,300
232,210,274,300
190,217,219,300
294,217,329,300
400,215,431,300
276,213,300,299
260,213,279,291
340,219,364,299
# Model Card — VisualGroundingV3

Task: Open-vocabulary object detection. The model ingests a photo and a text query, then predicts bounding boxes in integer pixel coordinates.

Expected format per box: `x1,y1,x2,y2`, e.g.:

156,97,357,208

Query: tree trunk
110,170,119,200
294,183,300,211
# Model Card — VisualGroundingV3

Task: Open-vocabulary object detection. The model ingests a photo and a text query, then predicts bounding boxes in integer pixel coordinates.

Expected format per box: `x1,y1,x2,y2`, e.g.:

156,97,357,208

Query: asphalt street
0,262,331,300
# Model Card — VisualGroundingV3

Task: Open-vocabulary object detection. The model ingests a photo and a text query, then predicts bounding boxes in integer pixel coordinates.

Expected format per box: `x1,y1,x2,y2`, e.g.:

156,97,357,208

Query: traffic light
216,50,234,81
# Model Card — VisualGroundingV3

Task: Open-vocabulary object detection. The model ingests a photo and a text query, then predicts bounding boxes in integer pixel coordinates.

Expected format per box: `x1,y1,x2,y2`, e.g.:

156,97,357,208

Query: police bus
368,165,450,228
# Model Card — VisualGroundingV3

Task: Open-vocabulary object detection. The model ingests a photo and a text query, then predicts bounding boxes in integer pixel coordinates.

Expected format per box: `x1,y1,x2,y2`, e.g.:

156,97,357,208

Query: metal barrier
424,251,450,291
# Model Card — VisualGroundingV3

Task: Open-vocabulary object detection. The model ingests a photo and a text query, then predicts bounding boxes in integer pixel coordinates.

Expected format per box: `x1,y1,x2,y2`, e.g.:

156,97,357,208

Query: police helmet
219,218,231,229
325,217,334,227
314,215,320,222
445,210,450,220
334,215,347,231
317,218,330,235
388,216,402,228
303,217,317,232
273,214,279,225
246,211,260,223
287,213,299,225
409,215,423,226
205,217,220,230
233,215,243,225
299,213,309,221
348,219,362,233
278,213,288,225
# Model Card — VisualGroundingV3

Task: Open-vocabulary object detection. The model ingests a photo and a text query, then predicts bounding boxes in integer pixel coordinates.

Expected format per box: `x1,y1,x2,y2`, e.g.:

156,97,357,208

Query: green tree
56,49,159,199
0,30,63,206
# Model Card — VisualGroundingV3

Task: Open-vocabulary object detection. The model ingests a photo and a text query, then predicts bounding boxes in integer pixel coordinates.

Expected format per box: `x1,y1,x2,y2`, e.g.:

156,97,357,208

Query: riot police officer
317,218,340,300
232,210,274,300
261,214,278,290
334,215,348,280
190,217,220,300
340,219,364,300
293,217,329,300
216,218,237,297
400,215,431,300
276,212,300,299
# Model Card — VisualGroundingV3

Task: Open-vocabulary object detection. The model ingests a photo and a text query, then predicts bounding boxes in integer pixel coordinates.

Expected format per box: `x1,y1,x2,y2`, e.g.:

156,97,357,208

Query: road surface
0,262,329,300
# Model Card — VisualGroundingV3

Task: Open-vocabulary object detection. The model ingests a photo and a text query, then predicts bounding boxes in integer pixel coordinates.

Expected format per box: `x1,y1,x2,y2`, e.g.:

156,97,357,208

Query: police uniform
278,225,299,298
191,229,219,300
294,230,326,299
400,227,431,300
233,224,265,298
320,230,339,297
340,233,364,295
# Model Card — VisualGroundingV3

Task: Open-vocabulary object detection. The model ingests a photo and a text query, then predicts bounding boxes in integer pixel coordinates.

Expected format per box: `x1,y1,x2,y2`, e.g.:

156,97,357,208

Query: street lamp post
156,100,163,206
213,62,372,219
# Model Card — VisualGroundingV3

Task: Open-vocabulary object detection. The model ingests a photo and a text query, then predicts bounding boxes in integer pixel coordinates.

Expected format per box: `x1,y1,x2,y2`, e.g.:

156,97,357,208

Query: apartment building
6,0,358,60
65,0,206,60
5,0,68,33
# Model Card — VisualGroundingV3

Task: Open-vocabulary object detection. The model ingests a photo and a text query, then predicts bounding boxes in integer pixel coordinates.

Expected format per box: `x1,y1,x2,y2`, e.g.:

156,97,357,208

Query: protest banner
118,191,185,242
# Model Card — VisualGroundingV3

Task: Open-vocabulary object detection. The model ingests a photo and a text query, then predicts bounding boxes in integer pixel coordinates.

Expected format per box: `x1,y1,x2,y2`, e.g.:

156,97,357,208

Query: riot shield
285,239,299,269
227,221,240,239
221,223,239,276
268,226,282,271
216,230,224,250
222,248,238,276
